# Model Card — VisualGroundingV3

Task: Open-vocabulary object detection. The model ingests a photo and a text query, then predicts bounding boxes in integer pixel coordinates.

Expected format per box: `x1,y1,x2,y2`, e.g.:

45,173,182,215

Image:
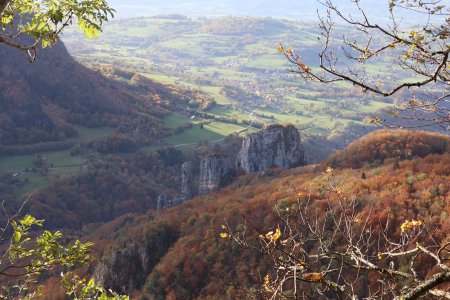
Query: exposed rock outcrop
198,155,229,195
236,124,305,174
156,193,168,212
181,161,194,200
157,161,195,212
157,193,184,211
94,222,179,293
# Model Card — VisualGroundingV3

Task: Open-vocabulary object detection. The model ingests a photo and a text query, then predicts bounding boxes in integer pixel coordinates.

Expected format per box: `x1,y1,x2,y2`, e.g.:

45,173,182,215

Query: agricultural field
0,126,114,198
63,16,404,144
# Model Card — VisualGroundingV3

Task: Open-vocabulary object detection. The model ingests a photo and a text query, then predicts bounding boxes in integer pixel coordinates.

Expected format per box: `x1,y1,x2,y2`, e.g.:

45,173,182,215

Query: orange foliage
323,129,450,169
91,149,450,299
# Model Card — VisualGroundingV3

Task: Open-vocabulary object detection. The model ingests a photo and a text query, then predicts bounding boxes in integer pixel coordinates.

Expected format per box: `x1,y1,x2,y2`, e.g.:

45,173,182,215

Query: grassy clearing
246,54,286,69
0,149,86,198
14,166,83,199
0,150,84,173
164,124,223,145
208,105,253,122
143,73,181,85
0,125,115,198
201,86,233,105
362,101,392,112
204,121,251,136
163,113,194,129
70,126,116,143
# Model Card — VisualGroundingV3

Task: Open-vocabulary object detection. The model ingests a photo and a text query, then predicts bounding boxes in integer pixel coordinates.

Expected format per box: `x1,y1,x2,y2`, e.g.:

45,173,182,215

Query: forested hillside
0,42,164,147
50,130,449,299
0,39,230,204
324,130,450,169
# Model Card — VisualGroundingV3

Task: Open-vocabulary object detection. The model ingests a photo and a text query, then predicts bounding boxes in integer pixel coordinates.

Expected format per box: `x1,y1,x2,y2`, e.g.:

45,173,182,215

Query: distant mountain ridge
106,0,410,22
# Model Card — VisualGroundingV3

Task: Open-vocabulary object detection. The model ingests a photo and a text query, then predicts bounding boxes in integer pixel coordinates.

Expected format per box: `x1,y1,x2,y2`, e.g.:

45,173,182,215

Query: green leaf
13,231,21,244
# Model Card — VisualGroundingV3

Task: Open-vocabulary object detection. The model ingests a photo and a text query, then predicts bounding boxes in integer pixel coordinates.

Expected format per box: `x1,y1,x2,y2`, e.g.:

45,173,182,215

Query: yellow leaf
264,228,282,243
220,233,228,238
277,45,284,53
263,274,273,292
400,219,423,233
273,228,281,241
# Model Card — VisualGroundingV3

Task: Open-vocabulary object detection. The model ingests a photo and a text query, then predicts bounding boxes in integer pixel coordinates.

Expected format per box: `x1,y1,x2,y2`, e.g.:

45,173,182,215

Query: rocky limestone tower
181,161,194,200
198,155,229,195
236,124,305,174
156,193,168,212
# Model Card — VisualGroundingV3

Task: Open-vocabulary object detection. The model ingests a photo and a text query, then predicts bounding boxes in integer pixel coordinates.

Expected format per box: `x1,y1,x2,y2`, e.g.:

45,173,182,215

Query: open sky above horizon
106,0,431,24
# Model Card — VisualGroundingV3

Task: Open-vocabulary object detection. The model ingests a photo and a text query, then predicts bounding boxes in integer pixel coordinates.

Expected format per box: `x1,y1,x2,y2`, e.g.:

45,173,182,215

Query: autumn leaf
264,228,282,243
303,273,324,282
400,219,423,233
277,45,284,53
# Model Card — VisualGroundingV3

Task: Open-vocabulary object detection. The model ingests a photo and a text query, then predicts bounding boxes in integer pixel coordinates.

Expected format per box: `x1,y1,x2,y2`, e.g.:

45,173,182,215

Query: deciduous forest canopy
0,0,449,299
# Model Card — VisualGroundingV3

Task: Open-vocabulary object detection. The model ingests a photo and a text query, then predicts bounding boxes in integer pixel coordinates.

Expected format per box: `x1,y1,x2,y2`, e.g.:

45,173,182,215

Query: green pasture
70,126,116,143
0,125,117,198
164,124,223,145
0,149,85,198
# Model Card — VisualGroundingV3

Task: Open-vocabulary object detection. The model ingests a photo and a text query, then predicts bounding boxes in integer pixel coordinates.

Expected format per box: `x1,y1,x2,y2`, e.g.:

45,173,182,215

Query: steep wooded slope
86,130,450,299
0,41,190,147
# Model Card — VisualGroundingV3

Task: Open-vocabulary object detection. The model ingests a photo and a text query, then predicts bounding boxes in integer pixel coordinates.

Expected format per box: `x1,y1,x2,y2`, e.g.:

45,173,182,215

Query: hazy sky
106,0,392,20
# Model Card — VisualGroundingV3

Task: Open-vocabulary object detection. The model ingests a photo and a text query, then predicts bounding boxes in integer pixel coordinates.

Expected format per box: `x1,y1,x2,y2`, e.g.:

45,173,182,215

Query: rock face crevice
94,222,179,293
181,161,194,200
236,124,305,174
198,155,230,195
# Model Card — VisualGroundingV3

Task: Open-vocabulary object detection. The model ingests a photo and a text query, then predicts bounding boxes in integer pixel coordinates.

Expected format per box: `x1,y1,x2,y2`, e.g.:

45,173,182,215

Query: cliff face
236,124,305,174
94,222,179,293
158,126,304,209
181,161,194,200
198,156,229,195
157,193,184,212
156,161,195,212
